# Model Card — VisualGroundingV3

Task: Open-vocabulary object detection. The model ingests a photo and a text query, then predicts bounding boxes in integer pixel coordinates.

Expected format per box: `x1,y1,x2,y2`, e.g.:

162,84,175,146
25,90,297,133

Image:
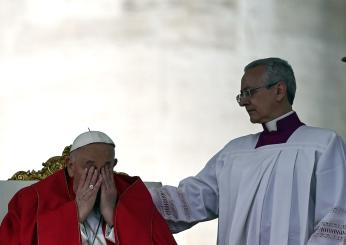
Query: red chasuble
0,169,177,245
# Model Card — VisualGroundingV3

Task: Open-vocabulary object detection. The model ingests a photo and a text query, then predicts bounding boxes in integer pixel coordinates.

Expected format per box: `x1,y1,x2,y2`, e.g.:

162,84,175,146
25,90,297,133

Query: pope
0,131,177,245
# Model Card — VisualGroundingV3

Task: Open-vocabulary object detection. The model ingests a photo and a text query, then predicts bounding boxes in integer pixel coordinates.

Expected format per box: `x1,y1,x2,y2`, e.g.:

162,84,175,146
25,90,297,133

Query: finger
94,175,103,190
104,163,111,178
84,175,102,199
104,165,115,192
101,167,109,189
77,168,88,191
90,167,99,186
91,175,103,194
107,164,115,184
91,168,100,184
84,166,95,188
105,166,113,189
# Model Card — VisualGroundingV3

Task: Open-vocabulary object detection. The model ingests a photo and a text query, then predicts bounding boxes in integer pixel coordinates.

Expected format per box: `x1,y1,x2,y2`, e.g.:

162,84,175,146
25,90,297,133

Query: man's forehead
241,65,267,88
72,143,115,158
78,143,114,153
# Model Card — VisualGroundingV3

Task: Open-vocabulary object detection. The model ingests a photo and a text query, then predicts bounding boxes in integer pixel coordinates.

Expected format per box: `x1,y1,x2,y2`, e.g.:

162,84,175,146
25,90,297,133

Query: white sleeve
149,152,220,233
80,221,115,244
307,135,346,244
105,224,115,243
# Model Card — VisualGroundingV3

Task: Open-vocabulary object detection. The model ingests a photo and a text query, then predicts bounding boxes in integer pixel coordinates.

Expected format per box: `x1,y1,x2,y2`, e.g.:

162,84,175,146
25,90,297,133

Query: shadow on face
66,143,116,191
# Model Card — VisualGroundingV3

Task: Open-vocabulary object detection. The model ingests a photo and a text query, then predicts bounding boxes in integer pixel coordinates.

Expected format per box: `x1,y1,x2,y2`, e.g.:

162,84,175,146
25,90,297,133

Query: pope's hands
100,163,117,226
75,167,102,222
75,164,118,225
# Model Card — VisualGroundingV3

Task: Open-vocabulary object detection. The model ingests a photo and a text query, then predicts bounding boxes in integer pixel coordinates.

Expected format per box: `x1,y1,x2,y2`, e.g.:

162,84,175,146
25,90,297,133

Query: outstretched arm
149,152,221,233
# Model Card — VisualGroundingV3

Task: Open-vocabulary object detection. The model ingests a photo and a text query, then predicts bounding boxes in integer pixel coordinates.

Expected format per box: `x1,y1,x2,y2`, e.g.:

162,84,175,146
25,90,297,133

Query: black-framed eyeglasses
236,81,279,105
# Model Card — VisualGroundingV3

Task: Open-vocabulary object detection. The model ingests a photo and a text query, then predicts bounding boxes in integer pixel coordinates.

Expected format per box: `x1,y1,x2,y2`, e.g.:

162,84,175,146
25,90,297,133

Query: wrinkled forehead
241,65,267,89
71,143,115,160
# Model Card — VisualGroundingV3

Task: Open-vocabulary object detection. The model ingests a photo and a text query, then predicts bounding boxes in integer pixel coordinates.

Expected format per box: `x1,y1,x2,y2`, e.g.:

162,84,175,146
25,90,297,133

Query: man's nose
239,97,250,106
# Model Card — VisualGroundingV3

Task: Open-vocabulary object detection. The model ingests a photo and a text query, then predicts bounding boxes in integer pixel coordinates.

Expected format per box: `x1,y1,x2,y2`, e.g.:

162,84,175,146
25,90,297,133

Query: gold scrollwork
9,146,71,180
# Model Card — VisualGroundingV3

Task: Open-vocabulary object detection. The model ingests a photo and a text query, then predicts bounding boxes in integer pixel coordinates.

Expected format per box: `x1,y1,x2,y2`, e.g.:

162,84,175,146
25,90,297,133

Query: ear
65,156,75,177
275,81,287,102
113,158,118,168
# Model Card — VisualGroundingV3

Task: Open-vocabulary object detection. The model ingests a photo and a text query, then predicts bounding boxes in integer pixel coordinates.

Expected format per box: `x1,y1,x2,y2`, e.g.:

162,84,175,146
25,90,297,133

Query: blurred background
0,0,345,243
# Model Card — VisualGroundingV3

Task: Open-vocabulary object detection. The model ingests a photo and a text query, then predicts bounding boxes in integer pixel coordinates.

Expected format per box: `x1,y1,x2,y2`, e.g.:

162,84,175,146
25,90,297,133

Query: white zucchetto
71,131,115,152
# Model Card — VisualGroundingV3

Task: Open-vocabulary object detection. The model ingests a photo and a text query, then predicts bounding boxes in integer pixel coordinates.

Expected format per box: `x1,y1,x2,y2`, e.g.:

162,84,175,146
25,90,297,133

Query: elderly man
150,58,346,245
0,131,177,245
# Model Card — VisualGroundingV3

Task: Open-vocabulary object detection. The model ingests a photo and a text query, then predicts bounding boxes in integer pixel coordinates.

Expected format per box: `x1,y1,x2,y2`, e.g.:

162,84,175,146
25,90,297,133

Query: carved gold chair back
9,146,71,180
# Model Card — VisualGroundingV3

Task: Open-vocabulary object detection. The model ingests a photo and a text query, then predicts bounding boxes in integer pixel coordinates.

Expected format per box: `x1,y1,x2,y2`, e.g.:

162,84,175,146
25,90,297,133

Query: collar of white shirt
264,111,295,132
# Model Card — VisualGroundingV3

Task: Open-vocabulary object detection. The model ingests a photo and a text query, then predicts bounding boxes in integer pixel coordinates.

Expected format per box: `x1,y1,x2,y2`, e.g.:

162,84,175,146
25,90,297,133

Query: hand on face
100,162,117,226
75,162,117,225
75,166,102,222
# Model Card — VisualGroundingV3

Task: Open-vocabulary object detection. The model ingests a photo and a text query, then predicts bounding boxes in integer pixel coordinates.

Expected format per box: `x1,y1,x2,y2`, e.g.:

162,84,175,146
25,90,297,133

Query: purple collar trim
255,112,305,148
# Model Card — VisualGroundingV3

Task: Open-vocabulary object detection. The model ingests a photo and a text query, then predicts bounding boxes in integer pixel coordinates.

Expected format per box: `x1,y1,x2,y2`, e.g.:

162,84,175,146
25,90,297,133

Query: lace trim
177,189,191,220
159,189,178,219
312,222,346,241
312,208,346,241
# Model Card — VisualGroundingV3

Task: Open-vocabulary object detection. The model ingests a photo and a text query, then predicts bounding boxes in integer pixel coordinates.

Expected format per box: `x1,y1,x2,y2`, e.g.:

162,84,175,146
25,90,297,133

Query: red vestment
0,169,177,245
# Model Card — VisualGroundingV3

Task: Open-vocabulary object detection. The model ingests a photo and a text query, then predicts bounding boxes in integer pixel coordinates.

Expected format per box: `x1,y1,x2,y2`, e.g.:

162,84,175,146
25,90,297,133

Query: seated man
0,131,177,245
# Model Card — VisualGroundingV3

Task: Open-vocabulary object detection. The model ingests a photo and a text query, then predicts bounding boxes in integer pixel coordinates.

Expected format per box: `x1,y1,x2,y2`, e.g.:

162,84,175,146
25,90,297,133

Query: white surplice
80,209,115,245
150,125,346,245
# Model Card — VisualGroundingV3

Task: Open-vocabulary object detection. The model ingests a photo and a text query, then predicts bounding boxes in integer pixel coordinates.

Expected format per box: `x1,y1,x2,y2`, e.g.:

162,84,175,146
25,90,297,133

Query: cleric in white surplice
149,58,346,245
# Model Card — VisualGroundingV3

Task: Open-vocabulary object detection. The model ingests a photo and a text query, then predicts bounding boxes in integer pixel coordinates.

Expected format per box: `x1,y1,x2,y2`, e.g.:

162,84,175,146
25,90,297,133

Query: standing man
0,131,177,245
150,58,346,245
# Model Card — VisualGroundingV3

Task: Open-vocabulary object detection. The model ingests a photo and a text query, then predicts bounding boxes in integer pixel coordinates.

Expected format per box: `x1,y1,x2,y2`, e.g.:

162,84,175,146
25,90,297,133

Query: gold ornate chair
0,146,71,222
9,146,71,181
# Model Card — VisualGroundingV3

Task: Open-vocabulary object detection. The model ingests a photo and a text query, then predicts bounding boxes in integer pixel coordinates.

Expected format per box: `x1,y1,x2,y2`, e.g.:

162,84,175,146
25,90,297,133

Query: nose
239,97,250,107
